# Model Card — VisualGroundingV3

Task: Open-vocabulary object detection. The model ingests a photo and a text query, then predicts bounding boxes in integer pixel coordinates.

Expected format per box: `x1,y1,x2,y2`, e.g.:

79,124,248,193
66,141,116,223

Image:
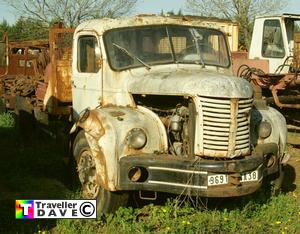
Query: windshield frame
103,24,231,71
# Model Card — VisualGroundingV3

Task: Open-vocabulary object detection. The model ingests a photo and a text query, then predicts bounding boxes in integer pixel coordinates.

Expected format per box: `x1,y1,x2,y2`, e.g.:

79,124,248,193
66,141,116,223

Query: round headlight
127,128,147,149
258,121,272,139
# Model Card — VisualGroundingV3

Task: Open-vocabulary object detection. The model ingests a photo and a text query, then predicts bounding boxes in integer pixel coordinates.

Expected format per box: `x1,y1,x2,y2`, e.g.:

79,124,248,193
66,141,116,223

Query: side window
77,36,100,73
262,20,285,58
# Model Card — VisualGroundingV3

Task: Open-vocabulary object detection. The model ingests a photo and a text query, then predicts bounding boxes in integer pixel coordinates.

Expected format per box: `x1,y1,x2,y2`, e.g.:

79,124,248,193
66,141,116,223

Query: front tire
264,163,285,196
270,164,285,196
73,131,128,214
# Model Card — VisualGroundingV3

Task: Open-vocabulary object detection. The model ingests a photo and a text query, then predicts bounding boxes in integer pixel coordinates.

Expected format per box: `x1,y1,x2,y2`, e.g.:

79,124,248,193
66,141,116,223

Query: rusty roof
75,15,238,35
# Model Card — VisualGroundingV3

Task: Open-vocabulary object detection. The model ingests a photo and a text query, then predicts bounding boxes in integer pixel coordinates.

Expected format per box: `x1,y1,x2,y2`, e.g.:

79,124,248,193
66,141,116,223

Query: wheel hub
77,150,99,199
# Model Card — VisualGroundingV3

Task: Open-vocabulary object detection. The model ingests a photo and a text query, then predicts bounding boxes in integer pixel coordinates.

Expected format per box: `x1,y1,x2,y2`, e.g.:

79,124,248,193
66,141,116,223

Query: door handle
71,80,77,88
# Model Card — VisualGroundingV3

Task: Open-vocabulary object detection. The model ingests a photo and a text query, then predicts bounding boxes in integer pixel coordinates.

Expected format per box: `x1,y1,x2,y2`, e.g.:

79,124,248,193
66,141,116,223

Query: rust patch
78,110,105,140
109,110,125,117
85,127,112,190
0,24,74,116
94,147,110,190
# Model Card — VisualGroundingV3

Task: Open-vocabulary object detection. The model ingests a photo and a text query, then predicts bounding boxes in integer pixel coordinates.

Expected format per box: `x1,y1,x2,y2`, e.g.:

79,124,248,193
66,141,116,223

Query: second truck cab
249,13,300,73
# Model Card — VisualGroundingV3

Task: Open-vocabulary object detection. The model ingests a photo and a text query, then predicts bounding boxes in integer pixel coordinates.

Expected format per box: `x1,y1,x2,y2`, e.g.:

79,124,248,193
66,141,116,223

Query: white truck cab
249,14,300,73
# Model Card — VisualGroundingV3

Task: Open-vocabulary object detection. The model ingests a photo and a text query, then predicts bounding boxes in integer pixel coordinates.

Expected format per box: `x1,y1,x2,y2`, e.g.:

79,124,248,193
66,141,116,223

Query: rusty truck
0,15,288,213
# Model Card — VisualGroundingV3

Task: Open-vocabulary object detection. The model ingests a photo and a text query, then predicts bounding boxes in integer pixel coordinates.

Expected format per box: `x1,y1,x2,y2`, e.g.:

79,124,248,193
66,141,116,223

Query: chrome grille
199,96,252,157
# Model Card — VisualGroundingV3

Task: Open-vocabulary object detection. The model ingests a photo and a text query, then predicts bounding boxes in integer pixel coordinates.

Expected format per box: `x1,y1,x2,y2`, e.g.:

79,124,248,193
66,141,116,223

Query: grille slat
237,125,249,132
203,135,229,141
236,134,250,140
203,130,229,136
236,143,251,150
202,107,231,114
204,145,229,150
199,96,231,104
236,138,250,145
203,116,232,123
238,107,252,113
199,96,252,157
203,112,231,118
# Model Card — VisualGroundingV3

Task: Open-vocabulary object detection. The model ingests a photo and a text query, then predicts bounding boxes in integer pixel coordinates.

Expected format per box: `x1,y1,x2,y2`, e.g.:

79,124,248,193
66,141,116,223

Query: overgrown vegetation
0,18,49,41
0,112,14,128
54,193,300,234
0,113,299,234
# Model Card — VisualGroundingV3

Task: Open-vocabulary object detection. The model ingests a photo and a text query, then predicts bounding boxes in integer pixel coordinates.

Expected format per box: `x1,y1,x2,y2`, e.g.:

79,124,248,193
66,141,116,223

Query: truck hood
127,68,253,98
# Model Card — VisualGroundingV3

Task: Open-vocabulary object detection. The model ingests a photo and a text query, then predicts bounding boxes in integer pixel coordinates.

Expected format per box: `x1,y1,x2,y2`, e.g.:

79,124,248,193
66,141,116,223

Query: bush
0,112,15,128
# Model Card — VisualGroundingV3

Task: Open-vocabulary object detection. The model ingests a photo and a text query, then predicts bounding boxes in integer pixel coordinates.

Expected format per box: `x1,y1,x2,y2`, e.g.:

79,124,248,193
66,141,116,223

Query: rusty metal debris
237,62,300,109
0,24,74,113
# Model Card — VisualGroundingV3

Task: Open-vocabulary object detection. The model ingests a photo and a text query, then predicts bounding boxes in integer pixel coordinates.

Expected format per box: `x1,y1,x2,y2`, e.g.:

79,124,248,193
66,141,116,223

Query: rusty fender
71,106,168,191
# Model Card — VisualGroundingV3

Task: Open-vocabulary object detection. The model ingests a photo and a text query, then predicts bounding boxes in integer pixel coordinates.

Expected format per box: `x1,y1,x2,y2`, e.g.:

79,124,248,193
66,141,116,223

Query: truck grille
198,96,252,158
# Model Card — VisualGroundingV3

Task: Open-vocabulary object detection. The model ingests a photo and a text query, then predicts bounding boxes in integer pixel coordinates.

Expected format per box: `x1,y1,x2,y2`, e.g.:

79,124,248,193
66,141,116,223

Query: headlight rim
126,128,147,150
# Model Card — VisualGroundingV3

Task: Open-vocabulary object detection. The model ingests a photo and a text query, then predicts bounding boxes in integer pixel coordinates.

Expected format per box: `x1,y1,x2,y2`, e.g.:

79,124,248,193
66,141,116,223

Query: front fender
251,106,287,156
75,106,168,191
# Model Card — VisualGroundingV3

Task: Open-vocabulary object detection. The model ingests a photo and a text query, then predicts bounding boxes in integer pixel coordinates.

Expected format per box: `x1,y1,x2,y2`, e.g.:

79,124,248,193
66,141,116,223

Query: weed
0,112,14,129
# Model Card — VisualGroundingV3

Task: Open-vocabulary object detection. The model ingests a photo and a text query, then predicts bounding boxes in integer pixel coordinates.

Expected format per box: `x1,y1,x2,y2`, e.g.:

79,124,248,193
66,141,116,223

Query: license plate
208,170,259,186
241,170,259,182
207,174,228,186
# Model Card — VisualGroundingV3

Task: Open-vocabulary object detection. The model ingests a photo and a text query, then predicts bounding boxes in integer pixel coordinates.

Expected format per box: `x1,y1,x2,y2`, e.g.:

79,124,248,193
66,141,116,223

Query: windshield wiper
112,43,151,70
190,29,205,68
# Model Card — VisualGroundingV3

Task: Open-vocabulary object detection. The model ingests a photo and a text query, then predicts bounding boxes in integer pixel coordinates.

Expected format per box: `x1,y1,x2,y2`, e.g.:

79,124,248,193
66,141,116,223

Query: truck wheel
73,131,128,214
271,164,285,196
265,164,285,196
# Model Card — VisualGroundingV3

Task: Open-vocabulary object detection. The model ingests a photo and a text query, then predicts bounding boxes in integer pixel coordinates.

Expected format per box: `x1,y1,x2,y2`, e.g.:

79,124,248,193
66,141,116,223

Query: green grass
0,113,71,233
0,113,299,234
53,191,300,234
0,112,15,129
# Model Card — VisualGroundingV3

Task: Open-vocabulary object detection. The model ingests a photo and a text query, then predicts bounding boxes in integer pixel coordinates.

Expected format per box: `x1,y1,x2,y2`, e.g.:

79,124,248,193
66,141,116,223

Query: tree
185,0,287,49
1,0,138,27
0,18,48,41
9,18,49,41
0,20,10,39
160,10,184,16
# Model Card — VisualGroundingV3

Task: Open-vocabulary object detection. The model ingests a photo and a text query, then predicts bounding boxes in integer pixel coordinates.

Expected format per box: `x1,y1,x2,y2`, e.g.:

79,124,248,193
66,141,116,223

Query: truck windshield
104,25,230,70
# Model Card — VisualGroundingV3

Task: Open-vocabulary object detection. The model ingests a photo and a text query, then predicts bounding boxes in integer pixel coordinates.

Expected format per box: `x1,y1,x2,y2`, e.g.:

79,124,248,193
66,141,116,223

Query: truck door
249,18,290,73
72,33,102,119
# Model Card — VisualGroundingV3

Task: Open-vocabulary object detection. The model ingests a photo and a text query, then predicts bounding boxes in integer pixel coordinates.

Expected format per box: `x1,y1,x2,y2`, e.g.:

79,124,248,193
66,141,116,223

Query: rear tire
73,130,128,214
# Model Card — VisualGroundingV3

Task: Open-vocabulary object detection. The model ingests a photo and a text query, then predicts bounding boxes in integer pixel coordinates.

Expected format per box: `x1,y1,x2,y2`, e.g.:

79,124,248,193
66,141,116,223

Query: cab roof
75,15,238,35
255,13,300,20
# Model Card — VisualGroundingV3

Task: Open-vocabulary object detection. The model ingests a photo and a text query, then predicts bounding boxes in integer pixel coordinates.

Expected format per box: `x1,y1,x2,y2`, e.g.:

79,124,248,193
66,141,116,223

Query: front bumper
118,143,279,197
